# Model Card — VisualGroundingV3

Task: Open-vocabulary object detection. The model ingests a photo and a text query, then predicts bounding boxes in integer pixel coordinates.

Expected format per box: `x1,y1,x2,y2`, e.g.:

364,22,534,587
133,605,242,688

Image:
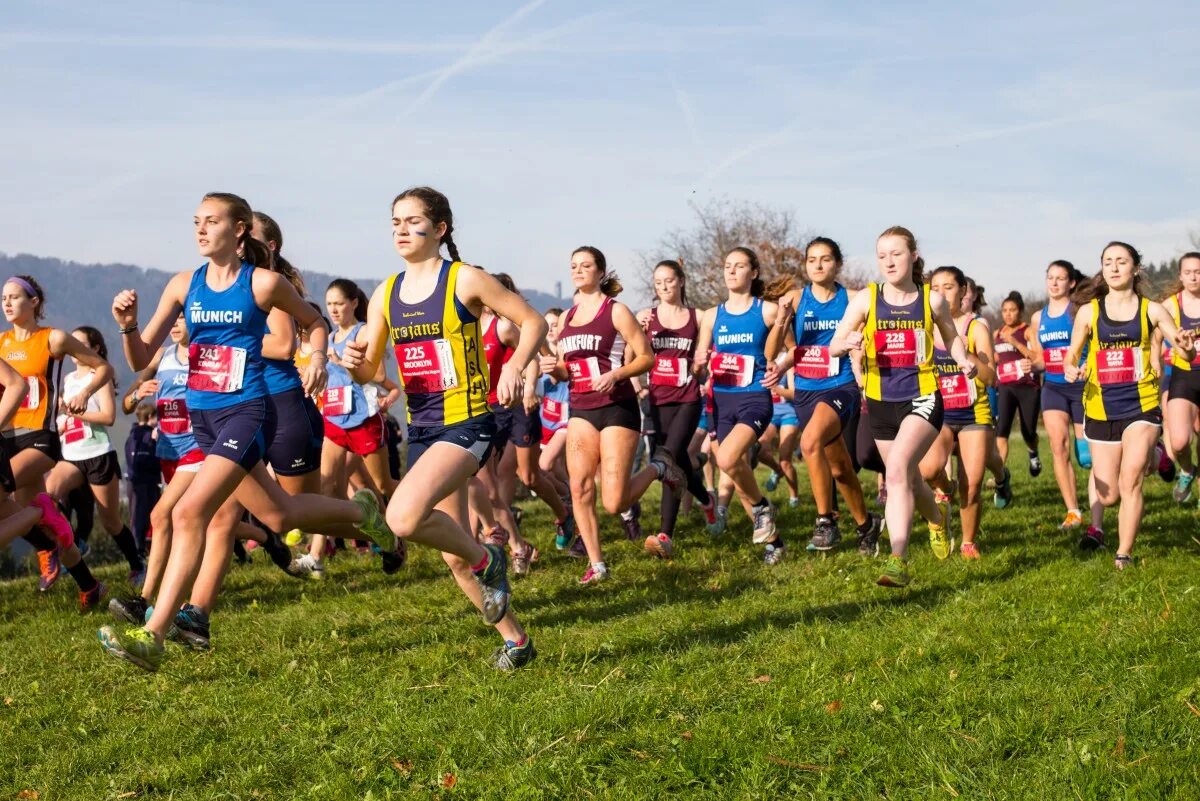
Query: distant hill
0,252,570,389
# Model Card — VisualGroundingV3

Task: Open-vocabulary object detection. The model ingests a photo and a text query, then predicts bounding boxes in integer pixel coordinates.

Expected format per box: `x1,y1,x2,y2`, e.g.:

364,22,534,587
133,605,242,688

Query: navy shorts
793,383,860,437
266,388,324,476
713,390,773,441
408,414,498,471
866,393,944,441
1041,381,1085,426
190,397,275,471
1084,408,1162,443
491,405,514,461
510,405,542,449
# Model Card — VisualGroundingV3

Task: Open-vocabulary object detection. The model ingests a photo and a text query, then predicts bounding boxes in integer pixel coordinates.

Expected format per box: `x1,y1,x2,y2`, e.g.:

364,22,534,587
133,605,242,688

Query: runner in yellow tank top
1156,252,1200,502
1,274,114,607
1062,242,1195,569
342,186,548,670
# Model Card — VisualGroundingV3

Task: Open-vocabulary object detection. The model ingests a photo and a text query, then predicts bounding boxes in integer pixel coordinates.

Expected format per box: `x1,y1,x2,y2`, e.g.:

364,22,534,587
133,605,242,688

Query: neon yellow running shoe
876,555,910,587
284,528,304,547
928,500,952,560
352,489,396,553
98,625,164,672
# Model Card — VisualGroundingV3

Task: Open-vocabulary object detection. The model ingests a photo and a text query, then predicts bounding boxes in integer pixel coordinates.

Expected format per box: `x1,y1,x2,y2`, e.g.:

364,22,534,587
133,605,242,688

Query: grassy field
2,453,1199,800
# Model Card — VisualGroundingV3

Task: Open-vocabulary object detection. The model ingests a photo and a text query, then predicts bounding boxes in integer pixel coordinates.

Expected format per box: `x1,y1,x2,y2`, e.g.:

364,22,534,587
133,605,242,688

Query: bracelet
118,323,139,335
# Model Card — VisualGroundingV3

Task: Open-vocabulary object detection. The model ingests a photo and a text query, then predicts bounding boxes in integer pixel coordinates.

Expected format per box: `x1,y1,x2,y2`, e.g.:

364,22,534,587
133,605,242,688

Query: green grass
3,453,1200,800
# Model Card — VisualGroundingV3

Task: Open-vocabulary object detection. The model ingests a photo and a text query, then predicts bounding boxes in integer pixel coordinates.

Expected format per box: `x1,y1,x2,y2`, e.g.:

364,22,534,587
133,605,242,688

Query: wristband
119,323,139,335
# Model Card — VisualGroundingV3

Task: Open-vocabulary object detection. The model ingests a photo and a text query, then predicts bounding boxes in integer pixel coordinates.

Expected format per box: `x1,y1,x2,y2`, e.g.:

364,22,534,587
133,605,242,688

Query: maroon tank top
994,323,1036,386
646,306,700,405
558,297,635,410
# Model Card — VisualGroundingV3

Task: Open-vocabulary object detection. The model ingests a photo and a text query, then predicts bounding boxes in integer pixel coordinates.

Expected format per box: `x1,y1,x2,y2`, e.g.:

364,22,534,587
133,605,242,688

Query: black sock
753,497,769,511
24,528,55,550
113,526,144,571
857,516,875,533
66,558,98,592
260,529,293,570
233,540,248,564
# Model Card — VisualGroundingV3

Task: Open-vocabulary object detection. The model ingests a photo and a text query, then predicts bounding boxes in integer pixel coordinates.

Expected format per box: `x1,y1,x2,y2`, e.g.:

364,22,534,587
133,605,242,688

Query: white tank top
57,370,114,462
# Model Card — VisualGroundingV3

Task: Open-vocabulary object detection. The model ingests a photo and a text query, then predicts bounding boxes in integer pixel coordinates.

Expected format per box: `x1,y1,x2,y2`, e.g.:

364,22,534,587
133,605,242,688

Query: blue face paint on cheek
413,231,427,237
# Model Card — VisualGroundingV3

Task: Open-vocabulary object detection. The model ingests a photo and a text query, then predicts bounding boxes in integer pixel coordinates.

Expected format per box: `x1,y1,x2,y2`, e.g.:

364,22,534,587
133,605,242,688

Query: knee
170,501,207,538
601,494,625,516
1049,434,1069,456
962,479,983,505
570,475,594,501
1118,471,1144,495
517,466,538,488
715,450,742,474
799,435,821,459
385,506,424,540
1093,479,1119,506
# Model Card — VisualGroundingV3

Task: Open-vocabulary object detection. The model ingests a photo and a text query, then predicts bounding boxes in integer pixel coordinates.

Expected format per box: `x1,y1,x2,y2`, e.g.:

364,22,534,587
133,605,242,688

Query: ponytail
328,278,368,323
252,211,306,296
1003,291,1025,314
599,274,623,297
444,231,462,263
573,246,620,296
762,275,796,301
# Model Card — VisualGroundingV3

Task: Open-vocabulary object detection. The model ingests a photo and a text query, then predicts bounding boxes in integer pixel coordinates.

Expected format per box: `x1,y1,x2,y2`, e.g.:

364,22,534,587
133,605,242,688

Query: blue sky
2,1,1199,304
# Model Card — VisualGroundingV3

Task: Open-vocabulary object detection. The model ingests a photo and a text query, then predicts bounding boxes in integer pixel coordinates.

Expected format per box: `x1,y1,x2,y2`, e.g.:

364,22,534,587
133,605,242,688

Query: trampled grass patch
2,456,1199,799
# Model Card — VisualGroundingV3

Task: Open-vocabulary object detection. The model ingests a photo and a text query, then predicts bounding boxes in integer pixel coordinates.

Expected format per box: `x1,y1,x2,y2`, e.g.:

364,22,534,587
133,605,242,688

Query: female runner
830,227,976,587
1159,252,1200,502
994,292,1042,476
1063,241,1194,567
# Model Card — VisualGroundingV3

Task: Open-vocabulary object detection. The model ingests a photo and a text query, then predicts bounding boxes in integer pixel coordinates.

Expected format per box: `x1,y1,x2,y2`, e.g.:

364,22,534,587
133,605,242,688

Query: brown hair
8,274,46,321
573,246,622,297
392,186,461,263
1157,251,1200,300
202,192,272,270
653,259,688,305
326,279,368,323
1073,241,1145,304
135,400,156,424
728,247,765,298
252,211,306,296
877,226,925,284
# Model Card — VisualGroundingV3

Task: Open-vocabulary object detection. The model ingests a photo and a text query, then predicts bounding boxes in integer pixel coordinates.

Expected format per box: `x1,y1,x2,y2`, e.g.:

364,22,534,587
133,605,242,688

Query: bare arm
930,291,976,378
1149,301,1196,361
970,319,998,386
459,267,548,406
262,272,329,396
1028,310,1046,370
122,349,166,414
0,357,28,429
609,302,654,381
50,328,115,414
692,307,717,376
829,291,870,357
112,271,189,372
262,308,298,362
1063,305,1094,383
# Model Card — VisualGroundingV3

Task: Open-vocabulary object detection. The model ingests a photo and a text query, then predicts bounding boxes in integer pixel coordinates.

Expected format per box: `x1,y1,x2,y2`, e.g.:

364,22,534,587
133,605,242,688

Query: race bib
873,329,926,368
567,357,602,393
157,398,192,435
793,345,840,380
709,352,755,388
62,415,92,444
188,343,247,394
997,360,1027,384
1096,347,1143,385
322,385,354,417
939,372,977,410
650,356,690,388
1043,346,1067,375
395,339,458,394
20,376,40,410
541,396,566,425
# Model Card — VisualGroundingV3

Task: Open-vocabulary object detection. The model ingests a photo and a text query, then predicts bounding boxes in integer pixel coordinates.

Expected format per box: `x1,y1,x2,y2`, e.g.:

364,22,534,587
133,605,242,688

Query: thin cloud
0,30,460,55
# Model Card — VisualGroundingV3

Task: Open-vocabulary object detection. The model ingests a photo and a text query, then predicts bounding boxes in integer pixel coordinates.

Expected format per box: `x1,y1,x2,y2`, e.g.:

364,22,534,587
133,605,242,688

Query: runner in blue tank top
694,246,784,562
1030,260,1092,530
100,192,397,672
767,237,882,556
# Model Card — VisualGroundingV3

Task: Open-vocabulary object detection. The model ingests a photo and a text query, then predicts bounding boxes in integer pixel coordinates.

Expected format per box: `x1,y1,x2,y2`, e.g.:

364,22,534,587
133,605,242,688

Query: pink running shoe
960,542,981,560
579,564,609,585
700,494,717,526
644,532,674,560
32,493,74,549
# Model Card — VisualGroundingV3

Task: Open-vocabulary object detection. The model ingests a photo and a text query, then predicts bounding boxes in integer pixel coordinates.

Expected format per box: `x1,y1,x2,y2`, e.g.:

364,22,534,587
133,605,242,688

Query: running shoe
289,553,326,580
960,541,981,560
928,500,952,560
1060,509,1083,529
751,502,777,545
876,555,910,588
260,529,297,574
1028,451,1042,478
807,515,841,552
699,494,717,526
763,541,786,565
127,567,146,590
351,489,397,554
233,540,249,564
707,505,728,538
36,549,60,593
491,637,537,671
554,514,577,551
579,563,609,585
284,528,304,547
644,532,674,559
98,625,164,672
473,544,511,624
857,514,884,557
484,525,509,548
1155,443,1177,483
1173,470,1196,503
511,505,524,527
32,492,74,547
765,471,781,492
381,541,407,575
650,447,685,491
1114,553,1133,571
170,603,211,650
511,541,534,576
566,536,588,558
1079,526,1104,551
787,496,799,508
80,581,108,613
621,503,643,542
108,594,149,625
993,467,1014,509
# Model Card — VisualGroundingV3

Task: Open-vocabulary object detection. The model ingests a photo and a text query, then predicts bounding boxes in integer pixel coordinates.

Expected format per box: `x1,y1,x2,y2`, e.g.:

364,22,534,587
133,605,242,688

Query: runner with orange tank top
1,274,113,608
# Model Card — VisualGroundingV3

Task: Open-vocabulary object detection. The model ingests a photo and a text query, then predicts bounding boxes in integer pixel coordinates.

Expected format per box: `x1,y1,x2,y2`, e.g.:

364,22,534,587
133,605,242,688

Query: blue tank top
325,322,369,430
793,283,854,391
154,344,199,460
184,262,268,410
263,317,303,395
711,298,768,394
1037,302,1082,386
538,375,570,432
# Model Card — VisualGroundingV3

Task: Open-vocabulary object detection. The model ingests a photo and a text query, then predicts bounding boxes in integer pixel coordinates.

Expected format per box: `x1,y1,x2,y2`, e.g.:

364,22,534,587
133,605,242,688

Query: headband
5,277,38,299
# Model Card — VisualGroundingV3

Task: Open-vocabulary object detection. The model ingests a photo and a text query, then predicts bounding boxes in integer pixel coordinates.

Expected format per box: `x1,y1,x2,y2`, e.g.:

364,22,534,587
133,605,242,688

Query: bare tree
638,198,817,308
